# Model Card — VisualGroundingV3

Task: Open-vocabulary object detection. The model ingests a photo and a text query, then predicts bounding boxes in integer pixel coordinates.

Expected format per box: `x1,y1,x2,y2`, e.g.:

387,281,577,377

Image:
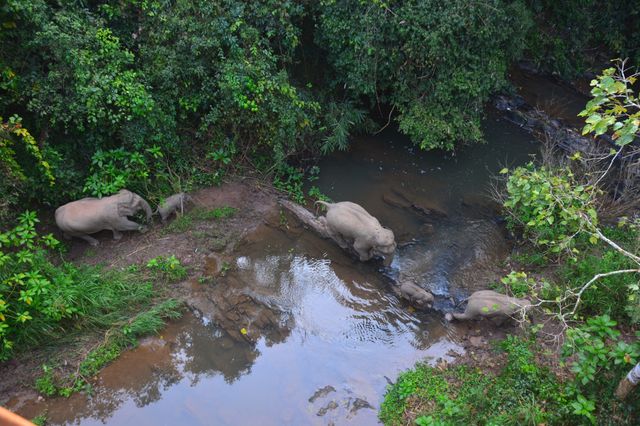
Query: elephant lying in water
445,290,531,322
316,201,396,266
55,189,152,246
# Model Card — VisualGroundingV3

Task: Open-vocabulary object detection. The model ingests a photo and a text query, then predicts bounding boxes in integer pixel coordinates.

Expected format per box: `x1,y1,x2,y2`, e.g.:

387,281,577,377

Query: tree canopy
0,0,637,218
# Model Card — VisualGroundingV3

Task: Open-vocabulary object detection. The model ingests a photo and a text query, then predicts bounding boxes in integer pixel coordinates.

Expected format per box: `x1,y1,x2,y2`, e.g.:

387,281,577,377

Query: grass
380,337,570,425
27,263,184,397
162,206,237,234
31,414,47,426
35,299,182,397
381,333,640,426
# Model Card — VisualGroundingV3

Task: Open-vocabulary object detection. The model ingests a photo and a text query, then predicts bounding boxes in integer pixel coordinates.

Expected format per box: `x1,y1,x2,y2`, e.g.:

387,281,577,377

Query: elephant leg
328,229,349,249
112,229,123,240
353,238,372,261
77,234,99,246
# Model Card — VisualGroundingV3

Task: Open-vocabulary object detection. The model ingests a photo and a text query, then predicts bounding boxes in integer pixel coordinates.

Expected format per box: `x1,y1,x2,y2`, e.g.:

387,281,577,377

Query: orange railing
0,406,35,426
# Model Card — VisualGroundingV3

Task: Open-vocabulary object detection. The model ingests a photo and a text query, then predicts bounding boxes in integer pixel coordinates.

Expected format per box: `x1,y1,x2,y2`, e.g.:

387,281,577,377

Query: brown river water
12,89,586,424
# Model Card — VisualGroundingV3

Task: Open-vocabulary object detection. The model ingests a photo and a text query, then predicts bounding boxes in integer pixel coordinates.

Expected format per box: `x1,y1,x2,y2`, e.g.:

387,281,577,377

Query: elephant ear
116,190,135,216
117,202,135,217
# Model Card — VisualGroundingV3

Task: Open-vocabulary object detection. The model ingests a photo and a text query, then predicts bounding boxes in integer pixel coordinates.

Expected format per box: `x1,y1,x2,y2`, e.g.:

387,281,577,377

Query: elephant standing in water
55,189,152,246
316,201,396,266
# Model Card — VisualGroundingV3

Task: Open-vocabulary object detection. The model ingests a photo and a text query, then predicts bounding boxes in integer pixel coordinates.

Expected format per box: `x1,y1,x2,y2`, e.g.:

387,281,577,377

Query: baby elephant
55,189,152,246
393,281,434,309
316,201,396,266
156,192,192,222
445,290,531,322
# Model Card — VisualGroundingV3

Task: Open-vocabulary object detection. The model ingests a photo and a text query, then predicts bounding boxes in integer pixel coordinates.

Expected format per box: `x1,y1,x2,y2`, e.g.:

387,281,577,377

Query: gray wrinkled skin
55,189,152,246
445,290,531,322
317,201,396,265
157,192,191,222
393,280,434,309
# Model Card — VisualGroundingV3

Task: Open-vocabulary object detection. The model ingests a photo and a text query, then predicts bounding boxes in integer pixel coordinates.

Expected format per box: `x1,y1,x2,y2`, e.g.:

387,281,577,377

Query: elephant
316,201,396,266
156,192,192,222
55,189,152,246
445,290,531,322
393,280,434,309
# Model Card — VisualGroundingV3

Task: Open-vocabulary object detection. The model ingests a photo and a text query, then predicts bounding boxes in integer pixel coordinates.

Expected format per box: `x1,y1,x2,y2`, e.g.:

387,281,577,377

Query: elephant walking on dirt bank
55,189,152,246
316,201,396,266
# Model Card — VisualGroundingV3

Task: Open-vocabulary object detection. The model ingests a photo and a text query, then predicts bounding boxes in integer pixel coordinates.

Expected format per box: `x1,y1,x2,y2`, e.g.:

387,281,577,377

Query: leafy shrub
0,211,71,359
83,146,168,198
525,1,640,77
562,315,640,423
502,163,599,255
0,115,55,221
273,164,305,203
560,250,639,323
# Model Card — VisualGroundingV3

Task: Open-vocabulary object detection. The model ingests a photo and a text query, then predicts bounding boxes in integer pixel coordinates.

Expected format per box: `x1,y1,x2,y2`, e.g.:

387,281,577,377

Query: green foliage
0,210,184,365
502,163,599,256
146,255,188,282
83,146,164,197
562,315,640,423
31,413,47,426
579,60,640,147
524,1,640,77
0,116,54,220
34,365,57,397
194,206,238,220
560,249,639,323
380,336,569,425
0,211,70,359
494,271,536,298
273,164,305,203
316,0,532,150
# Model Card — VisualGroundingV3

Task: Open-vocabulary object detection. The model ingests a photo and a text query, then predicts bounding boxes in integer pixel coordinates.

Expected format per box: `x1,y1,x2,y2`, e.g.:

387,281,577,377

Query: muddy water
14,110,539,425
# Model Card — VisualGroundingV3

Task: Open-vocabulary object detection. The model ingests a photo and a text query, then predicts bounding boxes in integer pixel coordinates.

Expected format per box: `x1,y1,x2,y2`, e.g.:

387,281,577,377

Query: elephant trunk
138,197,153,221
382,252,394,267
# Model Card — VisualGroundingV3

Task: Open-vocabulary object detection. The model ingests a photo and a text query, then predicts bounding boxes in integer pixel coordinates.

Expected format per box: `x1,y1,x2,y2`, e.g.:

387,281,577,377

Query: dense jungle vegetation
2,0,640,423
2,0,639,220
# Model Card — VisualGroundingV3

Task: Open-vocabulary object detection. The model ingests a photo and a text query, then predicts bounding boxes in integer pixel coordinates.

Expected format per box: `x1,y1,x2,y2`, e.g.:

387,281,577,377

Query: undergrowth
380,337,568,425
380,335,640,425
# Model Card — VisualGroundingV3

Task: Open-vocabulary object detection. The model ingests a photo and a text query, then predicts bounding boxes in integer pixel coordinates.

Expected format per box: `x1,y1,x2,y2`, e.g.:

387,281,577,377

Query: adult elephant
316,200,396,266
55,189,152,246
